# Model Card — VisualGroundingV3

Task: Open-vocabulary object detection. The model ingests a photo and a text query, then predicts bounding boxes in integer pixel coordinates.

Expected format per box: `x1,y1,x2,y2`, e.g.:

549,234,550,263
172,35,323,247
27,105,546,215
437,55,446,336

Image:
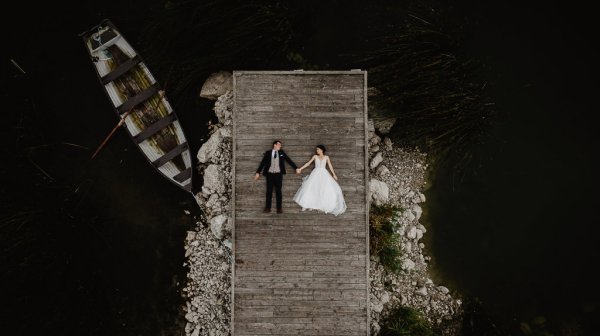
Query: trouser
265,173,283,209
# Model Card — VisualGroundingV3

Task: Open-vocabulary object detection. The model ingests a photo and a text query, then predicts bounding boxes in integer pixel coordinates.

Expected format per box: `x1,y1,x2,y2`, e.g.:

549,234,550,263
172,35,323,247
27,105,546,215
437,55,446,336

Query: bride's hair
316,145,326,154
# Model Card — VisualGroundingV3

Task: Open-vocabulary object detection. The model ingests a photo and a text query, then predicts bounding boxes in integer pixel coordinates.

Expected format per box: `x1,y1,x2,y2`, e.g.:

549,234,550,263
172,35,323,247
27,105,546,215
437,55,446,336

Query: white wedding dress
293,156,347,216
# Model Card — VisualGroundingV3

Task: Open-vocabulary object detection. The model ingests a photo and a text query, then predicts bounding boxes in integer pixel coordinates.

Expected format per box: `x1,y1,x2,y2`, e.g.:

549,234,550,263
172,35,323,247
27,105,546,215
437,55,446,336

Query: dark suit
256,150,298,209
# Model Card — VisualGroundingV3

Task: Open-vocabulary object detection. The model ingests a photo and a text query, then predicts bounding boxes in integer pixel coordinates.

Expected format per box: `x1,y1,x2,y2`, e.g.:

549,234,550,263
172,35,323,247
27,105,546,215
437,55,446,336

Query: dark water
425,2,600,334
2,1,210,335
3,1,599,335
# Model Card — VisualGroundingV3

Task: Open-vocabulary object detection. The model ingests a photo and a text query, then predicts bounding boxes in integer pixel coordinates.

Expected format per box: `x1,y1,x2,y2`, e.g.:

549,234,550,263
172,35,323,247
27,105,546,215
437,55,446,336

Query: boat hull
80,19,193,193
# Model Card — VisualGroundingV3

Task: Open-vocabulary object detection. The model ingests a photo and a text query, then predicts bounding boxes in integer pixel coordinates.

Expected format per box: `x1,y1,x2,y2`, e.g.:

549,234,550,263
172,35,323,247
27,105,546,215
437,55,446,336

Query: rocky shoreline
181,72,462,335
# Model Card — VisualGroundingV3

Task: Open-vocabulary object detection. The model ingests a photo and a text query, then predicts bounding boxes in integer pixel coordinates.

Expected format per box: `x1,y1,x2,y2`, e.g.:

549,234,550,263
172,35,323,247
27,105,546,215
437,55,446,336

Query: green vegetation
380,306,436,336
369,205,403,274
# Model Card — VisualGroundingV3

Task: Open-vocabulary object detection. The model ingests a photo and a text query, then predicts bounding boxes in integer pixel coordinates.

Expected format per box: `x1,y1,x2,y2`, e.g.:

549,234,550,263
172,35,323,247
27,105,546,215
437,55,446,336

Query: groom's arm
283,152,298,170
256,151,268,174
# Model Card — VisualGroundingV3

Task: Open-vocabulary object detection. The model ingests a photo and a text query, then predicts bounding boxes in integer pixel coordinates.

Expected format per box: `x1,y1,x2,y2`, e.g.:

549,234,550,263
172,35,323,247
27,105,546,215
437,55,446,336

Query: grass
369,205,403,274
380,306,436,336
352,1,495,178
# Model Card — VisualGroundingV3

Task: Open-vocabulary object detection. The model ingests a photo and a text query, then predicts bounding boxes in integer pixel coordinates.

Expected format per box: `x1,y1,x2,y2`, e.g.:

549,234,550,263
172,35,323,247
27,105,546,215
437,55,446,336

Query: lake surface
425,1,600,334
2,1,209,334
3,1,599,335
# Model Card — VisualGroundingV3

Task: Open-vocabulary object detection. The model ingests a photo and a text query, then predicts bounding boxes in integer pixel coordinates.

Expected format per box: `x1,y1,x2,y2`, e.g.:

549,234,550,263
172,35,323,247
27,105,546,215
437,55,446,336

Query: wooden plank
232,72,368,336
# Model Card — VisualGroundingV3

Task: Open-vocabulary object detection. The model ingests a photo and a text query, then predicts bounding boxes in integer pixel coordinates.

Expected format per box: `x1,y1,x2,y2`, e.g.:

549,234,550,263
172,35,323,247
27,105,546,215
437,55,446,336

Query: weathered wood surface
232,71,369,335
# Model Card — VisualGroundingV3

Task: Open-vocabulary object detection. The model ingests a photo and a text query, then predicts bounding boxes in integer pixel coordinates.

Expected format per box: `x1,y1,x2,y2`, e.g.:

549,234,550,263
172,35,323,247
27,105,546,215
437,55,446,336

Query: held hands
296,168,301,174
253,173,260,181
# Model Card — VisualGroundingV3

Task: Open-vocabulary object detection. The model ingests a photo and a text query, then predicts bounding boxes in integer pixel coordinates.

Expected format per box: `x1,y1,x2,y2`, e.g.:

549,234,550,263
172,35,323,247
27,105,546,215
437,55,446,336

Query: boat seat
117,84,160,114
132,113,177,144
173,167,192,183
152,142,189,168
101,56,141,85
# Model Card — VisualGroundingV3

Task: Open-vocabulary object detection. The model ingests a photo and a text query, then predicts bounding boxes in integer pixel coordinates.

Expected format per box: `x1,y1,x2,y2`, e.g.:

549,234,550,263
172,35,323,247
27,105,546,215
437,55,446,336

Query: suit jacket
256,150,298,175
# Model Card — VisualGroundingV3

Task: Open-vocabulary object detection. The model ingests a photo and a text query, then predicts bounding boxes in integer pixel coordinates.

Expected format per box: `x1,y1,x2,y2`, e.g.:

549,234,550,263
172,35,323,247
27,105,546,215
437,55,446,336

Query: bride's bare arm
326,156,338,180
297,155,316,172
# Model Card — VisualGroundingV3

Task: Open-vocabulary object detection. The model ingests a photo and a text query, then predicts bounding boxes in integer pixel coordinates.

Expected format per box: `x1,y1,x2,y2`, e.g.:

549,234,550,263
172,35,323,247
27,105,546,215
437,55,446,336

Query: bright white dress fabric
293,156,347,216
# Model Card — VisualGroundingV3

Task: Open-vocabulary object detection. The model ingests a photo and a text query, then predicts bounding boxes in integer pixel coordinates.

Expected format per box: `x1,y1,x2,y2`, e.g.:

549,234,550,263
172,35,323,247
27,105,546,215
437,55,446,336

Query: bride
293,145,347,216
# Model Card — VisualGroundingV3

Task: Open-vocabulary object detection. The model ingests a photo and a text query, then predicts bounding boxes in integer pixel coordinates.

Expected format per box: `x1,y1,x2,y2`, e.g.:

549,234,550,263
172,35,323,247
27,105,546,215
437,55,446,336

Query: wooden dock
232,71,369,335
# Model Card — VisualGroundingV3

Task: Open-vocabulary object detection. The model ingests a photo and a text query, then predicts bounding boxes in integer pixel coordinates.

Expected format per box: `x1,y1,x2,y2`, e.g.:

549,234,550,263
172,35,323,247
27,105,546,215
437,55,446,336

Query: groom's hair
273,140,281,146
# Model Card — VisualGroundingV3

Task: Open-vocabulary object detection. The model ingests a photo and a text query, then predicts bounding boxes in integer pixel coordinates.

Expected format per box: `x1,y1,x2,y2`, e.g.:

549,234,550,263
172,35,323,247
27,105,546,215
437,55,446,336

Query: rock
367,119,375,134
415,286,428,296
222,238,232,250
371,301,384,313
199,71,233,100
369,179,389,206
210,214,229,239
371,145,380,153
370,153,383,170
383,136,393,150
406,226,417,239
219,126,232,138
381,291,391,304
438,286,450,294
203,164,225,194
191,328,200,336
197,130,223,163
418,192,426,203
415,229,423,240
374,118,397,134
412,204,423,220
376,165,390,177
417,224,427,234
401,258,415,271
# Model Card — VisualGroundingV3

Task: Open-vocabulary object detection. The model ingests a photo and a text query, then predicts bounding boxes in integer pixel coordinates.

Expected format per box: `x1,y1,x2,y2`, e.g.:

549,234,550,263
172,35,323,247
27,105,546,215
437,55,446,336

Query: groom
254,140,298,213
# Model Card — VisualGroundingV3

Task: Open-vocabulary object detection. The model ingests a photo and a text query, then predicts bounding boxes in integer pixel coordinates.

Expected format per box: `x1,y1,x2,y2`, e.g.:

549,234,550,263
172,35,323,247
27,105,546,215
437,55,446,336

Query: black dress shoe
263,208,271,213
277,208,283,214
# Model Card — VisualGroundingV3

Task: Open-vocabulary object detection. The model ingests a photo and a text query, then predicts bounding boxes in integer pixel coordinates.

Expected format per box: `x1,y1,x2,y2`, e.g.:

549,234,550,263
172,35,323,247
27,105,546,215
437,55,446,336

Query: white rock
374,118,397,134
210,214,229,239
199,71,233,100
383,136,393,150
401,258,415,271
219,126,232,138
197,130,223,163
438,286,450,294
371,301,383,313
376,165,390,176
417,224,427,233
406,226,417,239
412,204,423,220
415,286,428,296
369,179,389,206
370,152,383,170
415,229,423,240
203,164,225,194
418,192,426,203
381,291,391,304
222,239,232,250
